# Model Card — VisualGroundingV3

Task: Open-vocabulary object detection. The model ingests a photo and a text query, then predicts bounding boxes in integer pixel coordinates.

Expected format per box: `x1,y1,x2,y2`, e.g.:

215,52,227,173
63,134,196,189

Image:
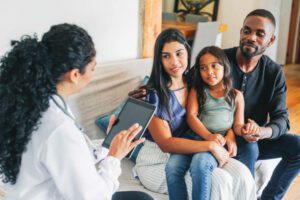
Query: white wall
0,0,140,63
276,0,292,64
255,0,281,61
163,0,175,13
217,0,257,48
218,0,291,64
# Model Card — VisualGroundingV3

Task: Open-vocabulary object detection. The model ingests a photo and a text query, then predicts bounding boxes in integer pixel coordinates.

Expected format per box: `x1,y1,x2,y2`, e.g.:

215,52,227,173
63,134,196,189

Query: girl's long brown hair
193,46,235,113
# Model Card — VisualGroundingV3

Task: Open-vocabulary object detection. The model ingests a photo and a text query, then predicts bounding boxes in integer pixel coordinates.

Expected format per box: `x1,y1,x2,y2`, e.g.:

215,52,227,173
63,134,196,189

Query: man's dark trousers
236,133,300,200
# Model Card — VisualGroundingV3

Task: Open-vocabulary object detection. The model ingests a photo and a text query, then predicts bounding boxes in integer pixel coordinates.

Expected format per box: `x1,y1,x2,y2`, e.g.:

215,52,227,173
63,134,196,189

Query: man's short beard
239,42,266,59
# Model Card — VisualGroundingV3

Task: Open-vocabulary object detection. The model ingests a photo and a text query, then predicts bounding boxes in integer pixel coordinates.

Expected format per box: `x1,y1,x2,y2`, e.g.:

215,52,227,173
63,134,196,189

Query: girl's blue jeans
165,131,218,200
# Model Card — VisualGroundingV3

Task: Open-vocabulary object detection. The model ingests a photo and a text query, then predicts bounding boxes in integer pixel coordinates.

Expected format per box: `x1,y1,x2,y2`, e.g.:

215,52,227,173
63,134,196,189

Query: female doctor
0,23,152,200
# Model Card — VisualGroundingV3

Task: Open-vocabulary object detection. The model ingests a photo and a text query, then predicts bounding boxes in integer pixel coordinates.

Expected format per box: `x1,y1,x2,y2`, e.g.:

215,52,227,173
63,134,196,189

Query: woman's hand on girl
210,142,229,167
128,85,147,100
108,123,145,160
207,133,226,146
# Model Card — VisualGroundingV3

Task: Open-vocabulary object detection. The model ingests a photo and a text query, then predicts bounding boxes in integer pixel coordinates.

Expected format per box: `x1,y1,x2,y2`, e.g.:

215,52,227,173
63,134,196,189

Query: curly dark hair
147,28,192,117
0,23,95,184
193,46,235,113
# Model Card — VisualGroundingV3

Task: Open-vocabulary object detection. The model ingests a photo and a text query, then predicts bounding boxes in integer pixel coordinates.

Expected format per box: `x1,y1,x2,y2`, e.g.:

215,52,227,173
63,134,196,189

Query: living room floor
282,64,300,200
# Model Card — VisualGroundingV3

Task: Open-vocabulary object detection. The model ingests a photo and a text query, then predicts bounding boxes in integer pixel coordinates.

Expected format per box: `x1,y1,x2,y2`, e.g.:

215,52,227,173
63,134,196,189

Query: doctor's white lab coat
5,95,121,200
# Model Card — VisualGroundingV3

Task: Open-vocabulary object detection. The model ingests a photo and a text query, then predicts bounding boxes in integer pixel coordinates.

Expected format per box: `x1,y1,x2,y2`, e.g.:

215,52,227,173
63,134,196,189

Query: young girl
188,46,246,154
165,46,246,200
133,29,255,200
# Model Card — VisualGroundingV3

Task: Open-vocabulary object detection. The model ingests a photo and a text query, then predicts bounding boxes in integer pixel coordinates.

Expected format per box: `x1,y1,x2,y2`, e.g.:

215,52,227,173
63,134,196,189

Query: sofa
0,58,279,200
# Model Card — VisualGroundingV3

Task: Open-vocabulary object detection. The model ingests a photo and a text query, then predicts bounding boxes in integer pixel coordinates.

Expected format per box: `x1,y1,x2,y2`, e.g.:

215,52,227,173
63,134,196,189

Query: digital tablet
102,97,156,155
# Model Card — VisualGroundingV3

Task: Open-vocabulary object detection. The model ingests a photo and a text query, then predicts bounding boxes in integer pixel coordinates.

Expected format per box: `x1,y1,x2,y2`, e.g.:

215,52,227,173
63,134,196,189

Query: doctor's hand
108,123,145,160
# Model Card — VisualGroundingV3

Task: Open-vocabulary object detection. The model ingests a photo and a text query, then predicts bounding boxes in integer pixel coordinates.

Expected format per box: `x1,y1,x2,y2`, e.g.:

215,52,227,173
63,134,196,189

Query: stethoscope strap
51,94,98,159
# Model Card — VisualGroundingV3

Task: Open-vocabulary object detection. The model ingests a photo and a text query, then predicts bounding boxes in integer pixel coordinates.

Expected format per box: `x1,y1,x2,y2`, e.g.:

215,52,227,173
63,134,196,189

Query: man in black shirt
226,9,300,200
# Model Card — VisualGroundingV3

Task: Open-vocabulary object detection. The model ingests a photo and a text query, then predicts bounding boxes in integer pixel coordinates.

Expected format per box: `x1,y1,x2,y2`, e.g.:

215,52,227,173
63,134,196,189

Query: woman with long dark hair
166,46,248,200
133,29,256,199
0,23,152,200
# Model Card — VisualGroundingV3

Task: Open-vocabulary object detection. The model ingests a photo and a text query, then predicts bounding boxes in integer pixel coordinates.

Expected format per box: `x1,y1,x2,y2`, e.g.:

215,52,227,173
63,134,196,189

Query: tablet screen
102,97,156,149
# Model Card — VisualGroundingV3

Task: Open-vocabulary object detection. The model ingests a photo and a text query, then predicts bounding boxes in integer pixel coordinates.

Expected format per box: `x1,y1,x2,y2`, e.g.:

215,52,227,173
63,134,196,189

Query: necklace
171,86,186,92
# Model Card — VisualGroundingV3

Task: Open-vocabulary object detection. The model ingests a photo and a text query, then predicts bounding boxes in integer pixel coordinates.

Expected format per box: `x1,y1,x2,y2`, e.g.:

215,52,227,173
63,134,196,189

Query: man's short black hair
246,9,276,28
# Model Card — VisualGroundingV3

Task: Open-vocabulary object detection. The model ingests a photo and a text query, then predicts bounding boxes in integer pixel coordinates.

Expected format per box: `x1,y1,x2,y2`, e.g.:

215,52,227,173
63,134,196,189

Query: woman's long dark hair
0,23,95,184
193,46,235,113
147,28,191,117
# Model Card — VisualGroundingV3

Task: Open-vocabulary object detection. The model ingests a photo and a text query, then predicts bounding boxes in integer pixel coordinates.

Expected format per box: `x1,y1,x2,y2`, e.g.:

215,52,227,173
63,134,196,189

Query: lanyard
51,94,99,159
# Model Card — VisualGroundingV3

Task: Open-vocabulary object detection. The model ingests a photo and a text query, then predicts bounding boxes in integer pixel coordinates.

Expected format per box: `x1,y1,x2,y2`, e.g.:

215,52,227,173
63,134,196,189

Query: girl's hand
243,134,260,142
210,142,229,167
225,136,237,157
242,119,260,136
108,123,145,160
207,133,226,146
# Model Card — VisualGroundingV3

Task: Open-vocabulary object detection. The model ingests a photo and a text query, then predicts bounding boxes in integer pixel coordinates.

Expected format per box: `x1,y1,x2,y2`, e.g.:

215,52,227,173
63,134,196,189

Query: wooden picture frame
174,0,219,21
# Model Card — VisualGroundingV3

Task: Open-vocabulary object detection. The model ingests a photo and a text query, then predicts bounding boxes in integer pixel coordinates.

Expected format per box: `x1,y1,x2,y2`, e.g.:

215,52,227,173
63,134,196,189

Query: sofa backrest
67,58,153,139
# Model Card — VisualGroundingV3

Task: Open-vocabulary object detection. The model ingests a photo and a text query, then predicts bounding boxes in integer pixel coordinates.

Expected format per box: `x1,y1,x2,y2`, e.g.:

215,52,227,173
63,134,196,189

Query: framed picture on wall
174,0,219,21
